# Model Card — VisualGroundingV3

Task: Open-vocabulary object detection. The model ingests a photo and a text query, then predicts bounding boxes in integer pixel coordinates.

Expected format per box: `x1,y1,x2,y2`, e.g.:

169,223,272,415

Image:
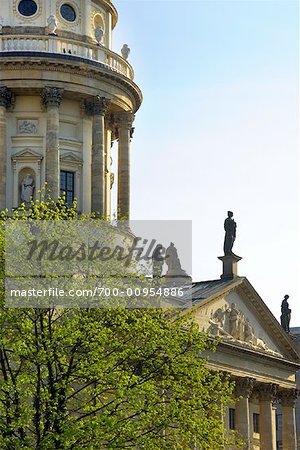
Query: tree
0,198,238,449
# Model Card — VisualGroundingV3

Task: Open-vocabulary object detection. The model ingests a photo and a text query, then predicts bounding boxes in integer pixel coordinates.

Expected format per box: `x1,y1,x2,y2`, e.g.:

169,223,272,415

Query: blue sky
111,0,299,325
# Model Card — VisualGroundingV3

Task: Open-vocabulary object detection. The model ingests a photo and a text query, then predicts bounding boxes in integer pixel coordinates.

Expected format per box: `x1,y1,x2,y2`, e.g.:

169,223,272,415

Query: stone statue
244,318,255,344
47,15,58,35
95,26,104,45
224,211,237,256
280,294,291,333
152,244,165,278
165,242,182,273
229,302,240,339
21,174,35,204
121,44,130,60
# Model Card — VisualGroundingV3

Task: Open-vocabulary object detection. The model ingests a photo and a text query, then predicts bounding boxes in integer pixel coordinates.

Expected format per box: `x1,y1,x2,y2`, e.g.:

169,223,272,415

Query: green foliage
0,198,238,449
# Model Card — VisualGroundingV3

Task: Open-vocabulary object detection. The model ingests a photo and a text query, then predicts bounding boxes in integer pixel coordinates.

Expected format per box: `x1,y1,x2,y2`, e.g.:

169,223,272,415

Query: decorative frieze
42,87,64,108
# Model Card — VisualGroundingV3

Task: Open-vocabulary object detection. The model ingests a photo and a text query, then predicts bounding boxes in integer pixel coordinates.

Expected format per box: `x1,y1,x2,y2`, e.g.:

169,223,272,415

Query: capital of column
234,377,255,398
0,86,13,108
280,388,299,407
85,96,111,116
42,87,64,108
256,383,278,404
115,111,135,130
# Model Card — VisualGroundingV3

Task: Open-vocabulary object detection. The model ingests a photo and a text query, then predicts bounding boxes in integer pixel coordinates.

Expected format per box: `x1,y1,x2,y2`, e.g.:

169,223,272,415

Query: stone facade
0,0,142,217
189,276,300,449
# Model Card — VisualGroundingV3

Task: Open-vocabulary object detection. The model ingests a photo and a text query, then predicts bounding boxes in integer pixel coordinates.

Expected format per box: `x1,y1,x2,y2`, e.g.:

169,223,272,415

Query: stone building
0,2,299,450
188,257,300,450
0,0,142,217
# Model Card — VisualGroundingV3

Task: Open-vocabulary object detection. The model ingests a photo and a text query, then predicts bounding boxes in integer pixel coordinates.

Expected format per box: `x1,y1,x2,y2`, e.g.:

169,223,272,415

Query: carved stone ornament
85,96,111,116
0,86,13,108
233,377,255,398
207,303,281,356
18,120,38,135
42,87,64,108
280,389,300,407
115,111,135,130
257,383,278,403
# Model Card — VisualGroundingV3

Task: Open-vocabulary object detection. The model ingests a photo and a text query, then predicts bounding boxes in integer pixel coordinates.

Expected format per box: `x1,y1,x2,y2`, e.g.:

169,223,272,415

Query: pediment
11,148,43,162
60,152,83,165
190,277,300,362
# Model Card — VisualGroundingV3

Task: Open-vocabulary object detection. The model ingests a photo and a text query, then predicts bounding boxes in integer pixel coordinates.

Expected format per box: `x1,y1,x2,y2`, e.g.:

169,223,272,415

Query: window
60,171,74,206
253,413,260,433
18,0,38,17
229,408,236,430
60,4,76,22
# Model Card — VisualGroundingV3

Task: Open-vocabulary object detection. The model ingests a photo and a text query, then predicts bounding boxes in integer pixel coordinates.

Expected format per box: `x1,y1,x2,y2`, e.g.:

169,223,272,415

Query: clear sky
111,0,299,326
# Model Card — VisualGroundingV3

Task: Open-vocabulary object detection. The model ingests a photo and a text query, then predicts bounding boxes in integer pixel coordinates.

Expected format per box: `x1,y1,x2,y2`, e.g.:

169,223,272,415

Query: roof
191,278,239,302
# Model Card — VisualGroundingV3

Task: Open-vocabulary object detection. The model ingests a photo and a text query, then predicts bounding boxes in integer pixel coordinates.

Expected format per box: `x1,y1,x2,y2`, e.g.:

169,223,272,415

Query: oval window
60,4,77,22
18,0,38,17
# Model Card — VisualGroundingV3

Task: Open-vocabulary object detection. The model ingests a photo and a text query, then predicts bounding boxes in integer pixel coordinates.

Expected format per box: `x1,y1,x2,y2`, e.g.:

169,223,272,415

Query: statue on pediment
280,294,291,333
224,211,237,256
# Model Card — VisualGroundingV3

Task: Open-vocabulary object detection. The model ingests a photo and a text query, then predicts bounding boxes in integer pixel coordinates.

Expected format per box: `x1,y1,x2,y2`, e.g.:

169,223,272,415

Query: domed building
0,0,142,217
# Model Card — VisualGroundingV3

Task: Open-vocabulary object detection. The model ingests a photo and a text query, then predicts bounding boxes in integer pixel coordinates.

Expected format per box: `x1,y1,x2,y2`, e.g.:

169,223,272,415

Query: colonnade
0,85,134,218
233,377,298,450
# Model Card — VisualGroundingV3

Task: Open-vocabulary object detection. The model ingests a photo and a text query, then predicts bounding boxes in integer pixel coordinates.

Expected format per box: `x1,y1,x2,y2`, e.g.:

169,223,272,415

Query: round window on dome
18,0,38,17
60,4,77,22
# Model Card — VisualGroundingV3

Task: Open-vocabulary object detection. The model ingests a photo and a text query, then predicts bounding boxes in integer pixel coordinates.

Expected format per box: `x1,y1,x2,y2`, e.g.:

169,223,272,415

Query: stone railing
0,35,134,80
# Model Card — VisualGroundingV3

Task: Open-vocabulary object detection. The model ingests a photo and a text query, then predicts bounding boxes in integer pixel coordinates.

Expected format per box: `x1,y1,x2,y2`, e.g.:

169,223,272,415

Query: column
116,112,135,220
82,112,93,214
258,383,277,450
0,87,13,211
234,378,254,449
86,96,110,217
42,87,64,201
281,389,298,450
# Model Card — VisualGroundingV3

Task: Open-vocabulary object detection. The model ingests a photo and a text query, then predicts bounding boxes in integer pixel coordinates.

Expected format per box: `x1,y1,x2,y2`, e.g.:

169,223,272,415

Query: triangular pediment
11,148,43,161
60,152,83,165
188,277,300,362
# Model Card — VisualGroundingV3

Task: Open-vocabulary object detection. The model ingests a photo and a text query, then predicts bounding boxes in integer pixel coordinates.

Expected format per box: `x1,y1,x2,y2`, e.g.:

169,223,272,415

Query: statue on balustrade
47,15,58,35
280,294,291,333
95,26,104,45
121,44,130,60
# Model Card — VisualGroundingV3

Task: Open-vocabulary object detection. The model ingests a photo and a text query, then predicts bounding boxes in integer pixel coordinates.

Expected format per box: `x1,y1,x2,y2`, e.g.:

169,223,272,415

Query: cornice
0,52,142,112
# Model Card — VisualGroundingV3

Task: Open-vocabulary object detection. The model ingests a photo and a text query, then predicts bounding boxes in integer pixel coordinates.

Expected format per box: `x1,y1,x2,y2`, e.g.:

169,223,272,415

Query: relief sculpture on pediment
207,303,280,355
